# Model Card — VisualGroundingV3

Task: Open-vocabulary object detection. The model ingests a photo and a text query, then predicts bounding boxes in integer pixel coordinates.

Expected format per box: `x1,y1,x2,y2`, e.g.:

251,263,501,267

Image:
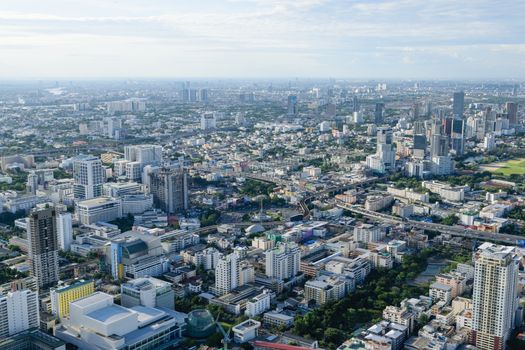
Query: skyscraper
149,167,189,214
352,95,359,113
264,242,301,280
505,102,519,126
471,243,520,350
287,95,298,115
453,91,465,118
374,103,384,124
214,253,239,296
451,119,465,155
73,155,105,200
366,127,395,173
27,206,59,290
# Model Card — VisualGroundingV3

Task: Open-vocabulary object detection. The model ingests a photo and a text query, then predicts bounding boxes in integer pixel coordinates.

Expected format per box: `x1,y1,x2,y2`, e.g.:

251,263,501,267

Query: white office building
76,197,122,225
73,155,105,200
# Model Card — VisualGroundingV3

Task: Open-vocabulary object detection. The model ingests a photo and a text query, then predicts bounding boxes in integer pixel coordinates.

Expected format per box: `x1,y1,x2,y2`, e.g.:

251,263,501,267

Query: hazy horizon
1,0,524,79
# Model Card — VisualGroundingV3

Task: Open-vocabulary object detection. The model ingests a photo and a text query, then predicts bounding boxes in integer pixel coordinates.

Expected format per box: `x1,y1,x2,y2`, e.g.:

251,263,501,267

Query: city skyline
1,0,524,79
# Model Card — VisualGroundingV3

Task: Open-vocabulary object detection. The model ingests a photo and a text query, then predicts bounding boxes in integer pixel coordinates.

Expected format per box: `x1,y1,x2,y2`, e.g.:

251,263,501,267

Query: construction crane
215,313,232,350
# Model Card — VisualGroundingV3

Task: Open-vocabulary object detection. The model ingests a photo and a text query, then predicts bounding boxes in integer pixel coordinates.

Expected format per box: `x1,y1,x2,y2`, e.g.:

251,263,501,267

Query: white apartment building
353,224,385,244
214,253,239,296
56,212,73,251
264,242,301,280
471,243,520,350
0,289,40,338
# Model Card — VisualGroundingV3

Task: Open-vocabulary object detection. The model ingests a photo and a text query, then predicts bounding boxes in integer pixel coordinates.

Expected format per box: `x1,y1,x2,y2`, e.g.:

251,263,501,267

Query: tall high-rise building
505,102,519,126
149,167,188,214
200,89,209,103
214,253,239,296
352,96,359,113
26,172,38,195
374,103,384,124
366,127,395,173
471,243,520,350
73,155,105,200
0,289,40,338
453,91,465,118
264,242,301,280
27,206,59,290
287,95,298,115
56,212,73,252
451,119,465,155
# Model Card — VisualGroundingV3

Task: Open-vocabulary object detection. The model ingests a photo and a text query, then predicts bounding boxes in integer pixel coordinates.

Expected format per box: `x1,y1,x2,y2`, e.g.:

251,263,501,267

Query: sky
0,0,524,79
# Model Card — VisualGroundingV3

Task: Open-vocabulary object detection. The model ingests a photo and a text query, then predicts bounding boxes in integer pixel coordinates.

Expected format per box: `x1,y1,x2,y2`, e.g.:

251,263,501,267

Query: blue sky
1,0,524,79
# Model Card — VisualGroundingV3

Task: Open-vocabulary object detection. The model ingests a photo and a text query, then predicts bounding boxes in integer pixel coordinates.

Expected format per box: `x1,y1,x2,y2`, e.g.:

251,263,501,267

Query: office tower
200,88,209,102
214,253,239,296
200,112,217,130
453,91,465,118
126,161,142,182
451,119,465,155
471,243,519,350
413,120,426,135
56,212,73,251
149,167,188,214
412,135,427,159
374,103,384,124
412,102,420,119
431,132,449,157
426,101,432,117
27,206,59,289
287,95,298,115
0,289,40,338
50,279,94,319
181,88,190,102
352,95,359,112
505,102,519,126
264,242,301,280
366,127,395,173
73,155,104,200
26,172,38,195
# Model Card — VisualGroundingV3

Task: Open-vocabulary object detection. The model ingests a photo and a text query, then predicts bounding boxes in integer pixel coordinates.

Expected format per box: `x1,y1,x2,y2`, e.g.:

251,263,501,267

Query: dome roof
186,309,216,338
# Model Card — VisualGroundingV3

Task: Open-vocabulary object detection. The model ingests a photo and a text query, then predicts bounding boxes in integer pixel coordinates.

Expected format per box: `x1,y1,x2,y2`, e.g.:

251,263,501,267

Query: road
337,203,524,245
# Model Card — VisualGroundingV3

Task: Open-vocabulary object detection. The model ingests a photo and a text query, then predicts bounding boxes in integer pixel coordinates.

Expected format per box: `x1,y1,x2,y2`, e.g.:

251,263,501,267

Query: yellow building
50,279,95,318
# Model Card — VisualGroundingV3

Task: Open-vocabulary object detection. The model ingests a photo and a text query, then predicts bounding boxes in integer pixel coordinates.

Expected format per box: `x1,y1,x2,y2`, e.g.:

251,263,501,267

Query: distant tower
26,172,38,195
453,91,465,118
287,95,298,115
27,206,59,290
374,103,384,124
505,102,519,126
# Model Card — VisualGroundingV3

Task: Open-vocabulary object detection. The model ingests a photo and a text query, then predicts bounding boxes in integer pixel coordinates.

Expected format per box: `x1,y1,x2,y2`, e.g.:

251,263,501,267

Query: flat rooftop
87,304,134,323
